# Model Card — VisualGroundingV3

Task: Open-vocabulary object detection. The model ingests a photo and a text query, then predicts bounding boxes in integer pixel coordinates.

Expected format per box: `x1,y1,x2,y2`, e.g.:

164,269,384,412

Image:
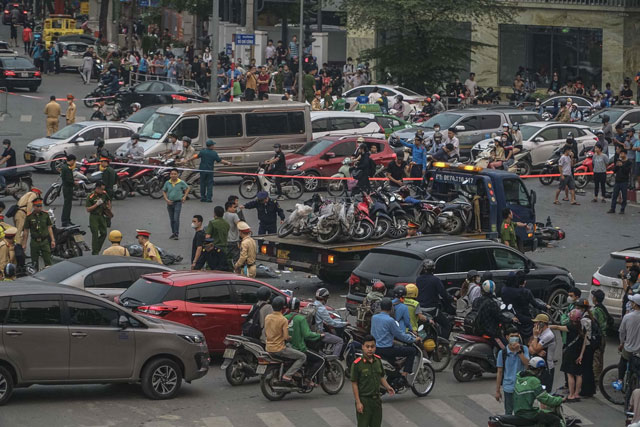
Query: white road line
201,416,234,427
562,405,593,425
313,406,353,427
20,114,32,122
257,411,296,427
468,393,504,415
382,404,418,427
419,399,478,426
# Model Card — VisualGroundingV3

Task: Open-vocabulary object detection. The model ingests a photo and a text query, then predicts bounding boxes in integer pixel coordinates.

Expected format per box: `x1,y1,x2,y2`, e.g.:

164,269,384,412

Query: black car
0,54,40,91
2,2,26,25
346,236,574,322
114,81,206,111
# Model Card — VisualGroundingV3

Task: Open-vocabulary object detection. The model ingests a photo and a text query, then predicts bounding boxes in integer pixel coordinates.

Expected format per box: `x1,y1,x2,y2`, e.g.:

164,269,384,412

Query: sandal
553,201,560,205
562,198,570,201
591,198,598,202
571,202,580,205
567,397,581,402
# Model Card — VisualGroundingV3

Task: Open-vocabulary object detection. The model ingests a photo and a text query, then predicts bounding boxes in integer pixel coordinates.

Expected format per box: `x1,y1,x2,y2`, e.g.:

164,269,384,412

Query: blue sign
235,34,255,45
226,43,232,55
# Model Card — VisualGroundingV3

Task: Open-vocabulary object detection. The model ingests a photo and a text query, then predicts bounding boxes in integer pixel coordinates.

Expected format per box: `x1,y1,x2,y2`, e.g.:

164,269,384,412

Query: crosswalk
133,393,609,427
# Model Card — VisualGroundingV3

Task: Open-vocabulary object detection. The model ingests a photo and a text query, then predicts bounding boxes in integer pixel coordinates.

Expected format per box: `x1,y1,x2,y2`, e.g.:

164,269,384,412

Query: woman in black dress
552,308,588,401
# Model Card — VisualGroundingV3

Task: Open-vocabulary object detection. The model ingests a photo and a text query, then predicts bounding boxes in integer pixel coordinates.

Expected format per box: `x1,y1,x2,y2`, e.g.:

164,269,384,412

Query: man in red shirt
22,26,33,55
257,67,270,100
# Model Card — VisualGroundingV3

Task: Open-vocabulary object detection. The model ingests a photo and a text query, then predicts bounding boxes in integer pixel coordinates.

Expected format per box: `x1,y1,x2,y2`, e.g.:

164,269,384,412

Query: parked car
580,107,640,132
117,271,295,353
311,111,385,139
343,85,427,106
114,81,207,112
23,256,174,300
0,41,10,49
592,246,640,322
470,121,598,168
391,108,543,155
0,282,209,404
123,105,161,131
347,236,574,323
24,121,137,172
0,54,41,92
58,41,91,71
529,95,594,116
286,135,395,191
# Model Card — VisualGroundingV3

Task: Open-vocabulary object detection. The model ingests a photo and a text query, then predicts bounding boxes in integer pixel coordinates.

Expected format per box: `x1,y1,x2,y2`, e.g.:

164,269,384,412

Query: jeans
275,175,283,196
611,181,628,211
320,332,343,357
0,168,16,189
593,172,607,197
376,345,417,373
504,391,514,415
272,346,306,378
82,67,92,84
200,172,213,201
167,201,182,235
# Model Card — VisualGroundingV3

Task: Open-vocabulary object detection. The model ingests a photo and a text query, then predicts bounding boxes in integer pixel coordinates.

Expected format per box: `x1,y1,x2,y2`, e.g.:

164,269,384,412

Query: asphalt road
0,25,636,426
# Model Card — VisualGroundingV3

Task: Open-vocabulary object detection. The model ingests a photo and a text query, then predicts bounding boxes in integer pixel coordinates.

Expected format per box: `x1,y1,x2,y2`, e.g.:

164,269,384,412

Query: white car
592,247,640,322
470,121,597,168
310,111,384,139
58,42,94,70
343,85,427,106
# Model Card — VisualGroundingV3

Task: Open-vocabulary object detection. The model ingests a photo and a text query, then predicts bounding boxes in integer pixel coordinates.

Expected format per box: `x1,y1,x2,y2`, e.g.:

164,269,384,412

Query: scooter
238,164,304,200
489,396,582,426
573,151,616,190
221,334,265,386
418,309,453,372
47,209,90,258
0,171,32,200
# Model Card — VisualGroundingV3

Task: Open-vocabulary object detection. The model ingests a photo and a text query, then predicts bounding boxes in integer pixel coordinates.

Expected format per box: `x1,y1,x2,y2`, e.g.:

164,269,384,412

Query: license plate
21,72,29,78
276,249,290,260
73,234,84,243
223,348,236,359
608,287,623,299
256,364,267,375
25,153,33,161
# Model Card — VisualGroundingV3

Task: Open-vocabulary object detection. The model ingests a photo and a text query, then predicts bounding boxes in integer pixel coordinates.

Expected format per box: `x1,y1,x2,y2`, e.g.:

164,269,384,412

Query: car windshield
33,261,85,282
138,112,179,139
127,107,157,124
358,252,422,277
396,87,421,96
50,123,85,140
119,278,173,306
416,113,461,130
1,57,34,69
295,139,334,156
586,110,624,124
599,256,631,278
520,124,542,141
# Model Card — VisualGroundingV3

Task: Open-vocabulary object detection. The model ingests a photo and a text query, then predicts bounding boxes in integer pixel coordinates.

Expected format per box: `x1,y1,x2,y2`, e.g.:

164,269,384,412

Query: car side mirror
75,137,85,143
455,125,465,131
118,315,130,329
534,137,544,143
323,151,336,160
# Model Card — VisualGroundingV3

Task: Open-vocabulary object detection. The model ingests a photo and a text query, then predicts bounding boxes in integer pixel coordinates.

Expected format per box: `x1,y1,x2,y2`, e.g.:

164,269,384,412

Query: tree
342,0,514,93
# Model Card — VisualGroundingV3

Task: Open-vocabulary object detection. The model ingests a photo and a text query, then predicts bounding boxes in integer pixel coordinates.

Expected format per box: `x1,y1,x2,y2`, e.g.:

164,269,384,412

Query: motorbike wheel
411,362,436,397
320,359,345,395
606,173,615,188
327,179,345,197
137,176,152,196
149,179,165,199
599,364,625,405
440,214,464,235
514,160,531,176
224,352,253,386
539,175,554,186
114,186,127,201
371,217,391,240
284,179,304,200
351,220,373,241
574,175,589,189
260,366,287,401
388,215,409,239
452,358,474,382
83,93,96,108
278,221,295,238
44,185,61,206
239,178,259,199
12,179,31,200
430,339,452,372
317,225,341,244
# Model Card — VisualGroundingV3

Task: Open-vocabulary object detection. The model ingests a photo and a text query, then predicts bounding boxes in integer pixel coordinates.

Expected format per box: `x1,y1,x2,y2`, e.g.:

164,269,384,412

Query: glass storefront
498,24,602,88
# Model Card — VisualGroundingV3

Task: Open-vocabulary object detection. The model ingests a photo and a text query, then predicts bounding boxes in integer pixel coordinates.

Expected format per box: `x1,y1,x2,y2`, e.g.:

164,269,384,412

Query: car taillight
349,273,360,287
136,305,176,316
3,10,9,14
452,345,462,355
592,277,601,286
34,71,41,77
4,71,16,77
63,50,68,56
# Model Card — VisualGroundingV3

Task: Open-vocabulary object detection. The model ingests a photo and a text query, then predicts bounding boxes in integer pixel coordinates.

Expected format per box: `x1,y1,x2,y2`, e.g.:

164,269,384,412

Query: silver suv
0,283,209,405
592,246,640,322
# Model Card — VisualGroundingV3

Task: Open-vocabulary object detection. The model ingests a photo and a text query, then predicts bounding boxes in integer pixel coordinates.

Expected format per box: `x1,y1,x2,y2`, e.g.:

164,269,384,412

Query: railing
515,0,640,7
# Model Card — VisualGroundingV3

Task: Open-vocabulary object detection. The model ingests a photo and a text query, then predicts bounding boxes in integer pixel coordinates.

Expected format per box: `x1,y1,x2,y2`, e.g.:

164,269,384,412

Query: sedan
343,84,427,106
115,81,207,112
530,95,594,116
59,41,92,71
0,54,41,91
2,3,26,25
24,256,174,300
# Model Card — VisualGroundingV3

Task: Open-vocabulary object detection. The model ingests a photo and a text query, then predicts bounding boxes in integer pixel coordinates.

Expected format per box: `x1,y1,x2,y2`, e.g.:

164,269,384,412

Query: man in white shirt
446,128,460,159
265,39,276,61
464,72,478,99
368,87,381,105
528,313,556,390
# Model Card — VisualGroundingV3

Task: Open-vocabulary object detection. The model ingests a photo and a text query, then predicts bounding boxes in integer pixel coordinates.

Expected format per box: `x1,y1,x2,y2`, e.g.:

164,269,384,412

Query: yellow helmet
405,283,418,298
423,339,436,353
108,230,123,242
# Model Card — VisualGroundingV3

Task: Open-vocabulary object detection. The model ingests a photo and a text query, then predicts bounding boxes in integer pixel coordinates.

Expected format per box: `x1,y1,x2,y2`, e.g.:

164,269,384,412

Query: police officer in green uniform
500,208,527,248
86,181,111,255
21,198,55,270
350,335,395,427
99,157,116,200
60,154,76,227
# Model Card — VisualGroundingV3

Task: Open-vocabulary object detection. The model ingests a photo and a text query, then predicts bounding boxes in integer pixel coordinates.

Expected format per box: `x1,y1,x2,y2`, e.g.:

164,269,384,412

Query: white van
310,111,385,139
116,102,312,173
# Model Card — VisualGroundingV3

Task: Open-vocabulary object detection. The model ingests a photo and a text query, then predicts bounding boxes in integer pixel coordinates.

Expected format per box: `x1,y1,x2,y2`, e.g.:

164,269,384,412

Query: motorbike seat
490,415,536,426
457,334,490,344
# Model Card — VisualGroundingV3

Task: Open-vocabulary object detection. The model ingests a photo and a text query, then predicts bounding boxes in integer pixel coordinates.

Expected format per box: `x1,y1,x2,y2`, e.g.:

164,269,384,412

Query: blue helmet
481,280,496,295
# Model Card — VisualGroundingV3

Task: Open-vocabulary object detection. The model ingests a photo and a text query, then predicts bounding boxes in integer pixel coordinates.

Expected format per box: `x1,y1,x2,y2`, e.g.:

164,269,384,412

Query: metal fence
515,0,640,7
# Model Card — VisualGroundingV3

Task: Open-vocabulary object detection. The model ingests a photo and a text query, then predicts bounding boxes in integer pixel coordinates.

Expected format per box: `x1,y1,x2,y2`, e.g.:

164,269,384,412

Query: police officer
234,222,257,278
99,157,116,201
136,229,162,264
14,187,42,244
350,334,394,427
102,230,130,256
241,191,284,234
500,208,526,249
0,226,17,271
86,181,111,255
60,154,76,227
44,95,61,136
194,237,227,270
22,198,55,270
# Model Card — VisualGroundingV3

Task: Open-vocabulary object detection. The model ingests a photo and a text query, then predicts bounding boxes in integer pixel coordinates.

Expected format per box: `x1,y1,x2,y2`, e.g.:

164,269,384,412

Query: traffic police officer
44,95,61,136
22,198,55,270
102,230,130,256
60,154,76,227
136,229,163,264
0,226,17,272
86,181,111,255
14,187,42,244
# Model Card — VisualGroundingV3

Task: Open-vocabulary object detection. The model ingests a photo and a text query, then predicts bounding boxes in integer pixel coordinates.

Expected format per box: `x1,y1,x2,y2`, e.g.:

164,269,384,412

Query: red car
116,271,292,353
286,135,396,191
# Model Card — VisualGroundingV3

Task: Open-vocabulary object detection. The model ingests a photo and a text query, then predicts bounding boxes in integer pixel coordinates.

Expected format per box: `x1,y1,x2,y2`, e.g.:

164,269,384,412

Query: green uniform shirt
86,191,110,216
350,355,384,398
284,312,321,352
101,166,116,192
324,94,333,110
592,305,607,335
205,218,230,247
500,220,517,246
26,211,52,238
513,371,563,419
333,98,346,111
60,164,74,187
303,74,315,102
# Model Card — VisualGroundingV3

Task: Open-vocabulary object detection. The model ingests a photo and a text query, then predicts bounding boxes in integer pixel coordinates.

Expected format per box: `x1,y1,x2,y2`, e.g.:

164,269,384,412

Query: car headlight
38,145,56,152
178,334,204,344
291,161,304,170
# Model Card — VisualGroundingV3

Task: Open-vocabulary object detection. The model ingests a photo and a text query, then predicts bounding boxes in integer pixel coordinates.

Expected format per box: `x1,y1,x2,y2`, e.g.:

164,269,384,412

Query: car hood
286,153,311,166
27,137,63,148
534,261,572,278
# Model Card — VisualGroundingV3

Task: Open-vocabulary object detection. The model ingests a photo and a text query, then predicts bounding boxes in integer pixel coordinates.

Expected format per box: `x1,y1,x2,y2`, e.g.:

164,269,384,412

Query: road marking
257,412,295,427
313,406,352,427
382,405,418,427
201,416,234,427
468,393,504,415
563,405,593,425
419,399,477,426
20,115,32,122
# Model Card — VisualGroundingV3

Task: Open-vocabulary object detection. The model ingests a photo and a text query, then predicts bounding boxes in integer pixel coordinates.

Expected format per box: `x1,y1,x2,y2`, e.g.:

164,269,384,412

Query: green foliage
160,0,211,17
343,0,514,93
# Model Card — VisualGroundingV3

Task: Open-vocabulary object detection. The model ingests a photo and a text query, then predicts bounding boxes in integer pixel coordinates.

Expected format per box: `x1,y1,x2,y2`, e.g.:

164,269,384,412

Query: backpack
596,303,615,337
356,296,382,331
588,316,603,348
4,204,18,218
241,302,263,339
300,303,319,332
368,157,377,177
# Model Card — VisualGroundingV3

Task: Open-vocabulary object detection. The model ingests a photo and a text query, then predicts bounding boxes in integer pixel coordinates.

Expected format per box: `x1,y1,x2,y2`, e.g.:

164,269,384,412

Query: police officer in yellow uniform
22,198,55,270
86,181,111,255
136,229,162,264
102,230,130,256
0,226,17,272
233,221,257,278
14,187,42,244
65,94,76,125
351,335,394,427
44,95,61,136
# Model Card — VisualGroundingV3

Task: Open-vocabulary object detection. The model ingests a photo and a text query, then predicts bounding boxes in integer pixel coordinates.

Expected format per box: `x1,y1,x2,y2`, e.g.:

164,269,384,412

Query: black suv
346,236,574,322
0,54,41,91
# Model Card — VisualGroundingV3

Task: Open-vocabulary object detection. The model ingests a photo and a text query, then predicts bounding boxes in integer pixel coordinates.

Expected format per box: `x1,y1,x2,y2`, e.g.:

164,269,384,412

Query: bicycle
599,358,639,408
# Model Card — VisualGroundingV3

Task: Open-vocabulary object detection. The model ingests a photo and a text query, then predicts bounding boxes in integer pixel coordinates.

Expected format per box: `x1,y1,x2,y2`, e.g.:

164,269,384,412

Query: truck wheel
318,270,349,285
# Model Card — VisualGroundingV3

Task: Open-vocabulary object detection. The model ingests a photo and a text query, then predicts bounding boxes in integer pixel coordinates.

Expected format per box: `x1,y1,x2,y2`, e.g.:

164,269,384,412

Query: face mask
509,336,520,344
434,127,440,132
191,223,197,229
567,297,575,304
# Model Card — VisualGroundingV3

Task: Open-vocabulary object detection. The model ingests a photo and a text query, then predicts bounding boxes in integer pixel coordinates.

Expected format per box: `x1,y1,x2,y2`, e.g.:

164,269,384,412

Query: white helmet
342,157,352,165
529,356,546,369
481,280,496,295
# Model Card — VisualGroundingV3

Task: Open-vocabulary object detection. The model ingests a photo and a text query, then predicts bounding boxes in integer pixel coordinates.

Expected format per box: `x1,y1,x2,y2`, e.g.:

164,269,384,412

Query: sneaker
169,233,176,240
276,195,285,201
612,379,623,391
607,209,615,213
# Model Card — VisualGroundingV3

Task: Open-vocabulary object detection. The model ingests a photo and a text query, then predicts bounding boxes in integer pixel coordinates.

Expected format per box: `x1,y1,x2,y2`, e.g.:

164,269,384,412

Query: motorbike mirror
500,303,506,310
75,137,85,143
534,137,544,143
507,304,513,311
418,324,424,332
118,315,130,329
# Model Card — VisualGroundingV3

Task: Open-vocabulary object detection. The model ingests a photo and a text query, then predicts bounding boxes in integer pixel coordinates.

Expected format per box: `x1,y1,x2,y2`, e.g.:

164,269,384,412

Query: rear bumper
2,77,41,88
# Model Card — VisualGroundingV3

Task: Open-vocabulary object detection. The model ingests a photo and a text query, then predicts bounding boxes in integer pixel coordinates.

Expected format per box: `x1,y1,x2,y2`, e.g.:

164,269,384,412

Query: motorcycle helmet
289,297,300,311
569,308,583,322
182,136,192,144
466,270,479,281
423,339,436,353
422,259,435,273
602,114,610,123
271,296,286,311
257,286,271,301
342,157,352,165
529,356,546,369
405,283,418,298
393,285,407,298
380,297,393,311
426,97,432,103
93,137,104,147
316,287,330,300
502,122,509,129
481,280,496,295
396,95,404,102
108,230,123,242
433,132,443,142
130,102,141,111
3,263,15,278
372,281,386,294
131,133,140,140
432,94,440,101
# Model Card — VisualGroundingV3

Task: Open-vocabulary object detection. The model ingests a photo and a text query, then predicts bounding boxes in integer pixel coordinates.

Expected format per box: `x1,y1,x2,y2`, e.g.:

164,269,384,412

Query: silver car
24,121,137,172
58,42,92,71
592,247,640,322
0,282,209,405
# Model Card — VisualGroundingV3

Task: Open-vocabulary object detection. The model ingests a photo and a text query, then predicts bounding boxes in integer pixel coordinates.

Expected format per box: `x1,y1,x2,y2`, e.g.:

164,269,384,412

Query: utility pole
297,0,304,102
209,0,220,102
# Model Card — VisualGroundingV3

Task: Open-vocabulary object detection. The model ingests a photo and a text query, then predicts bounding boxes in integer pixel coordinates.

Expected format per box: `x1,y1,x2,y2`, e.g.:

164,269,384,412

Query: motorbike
474,145,533,176
315,200,352,244
118,158,154,196
238,164,304,200
434,193,473,235
221,335,264,386
147,157,201,200
489,398,582,427
43,169,101,206
418,309,453,372
573,151,616,190
363,192,393,239
83,81,119,108
47,209,90,258
0,171,32,200
278,194,327,238
539,144,595,186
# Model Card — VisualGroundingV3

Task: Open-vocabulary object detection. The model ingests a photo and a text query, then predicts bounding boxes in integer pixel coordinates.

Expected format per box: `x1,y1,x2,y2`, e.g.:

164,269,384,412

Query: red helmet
459,94,465,100
432,94,440,101
372,281,386,294
426,97,432,103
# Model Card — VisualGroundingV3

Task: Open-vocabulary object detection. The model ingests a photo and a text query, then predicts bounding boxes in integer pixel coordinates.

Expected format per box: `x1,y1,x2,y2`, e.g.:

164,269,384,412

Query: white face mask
567,296,575,304
434,127,440,132
191,222,198,229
